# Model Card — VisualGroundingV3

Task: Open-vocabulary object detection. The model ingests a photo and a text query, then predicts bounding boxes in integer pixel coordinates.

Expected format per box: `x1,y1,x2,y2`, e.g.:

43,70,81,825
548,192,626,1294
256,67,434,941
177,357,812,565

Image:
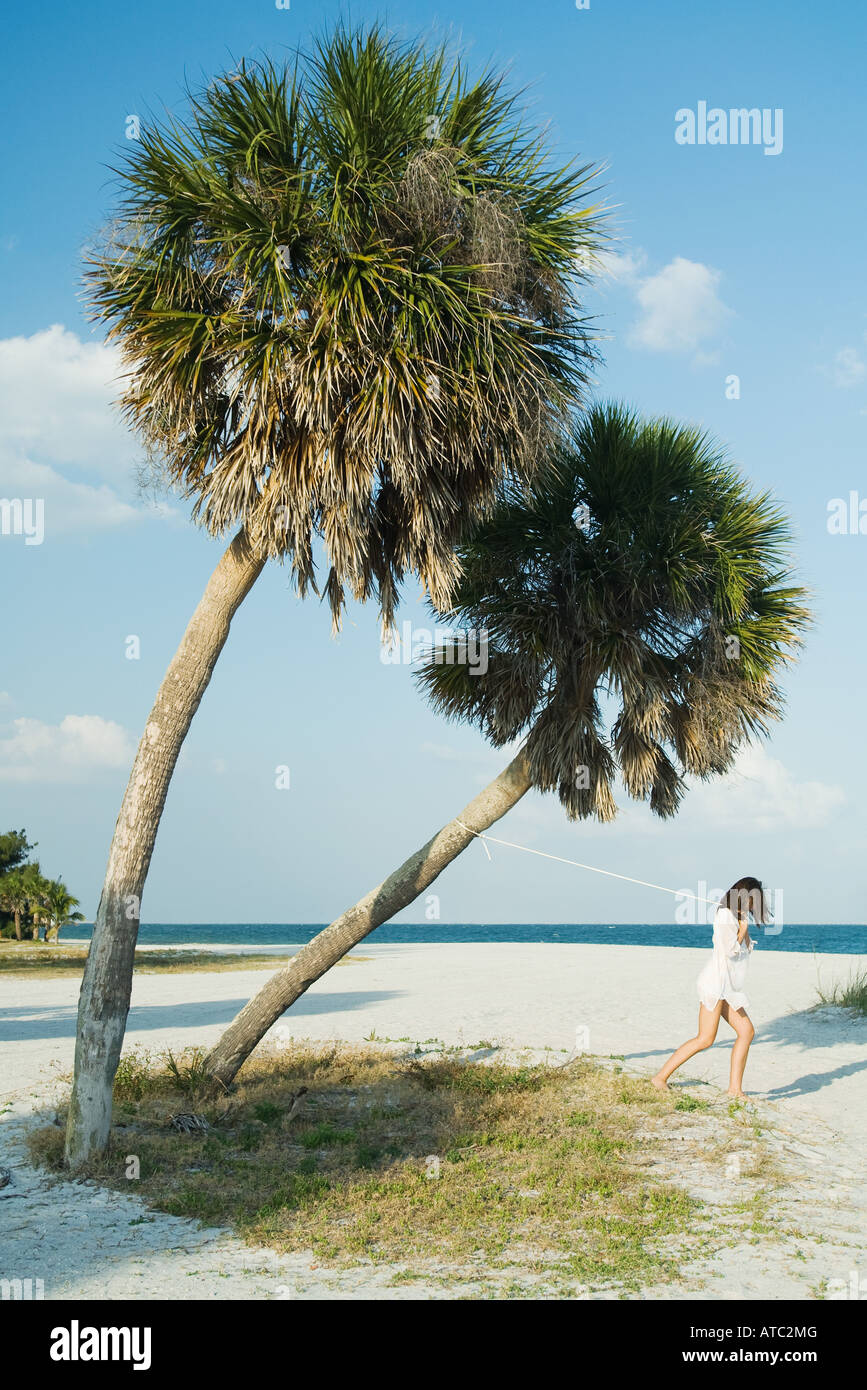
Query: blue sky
1,0,865,925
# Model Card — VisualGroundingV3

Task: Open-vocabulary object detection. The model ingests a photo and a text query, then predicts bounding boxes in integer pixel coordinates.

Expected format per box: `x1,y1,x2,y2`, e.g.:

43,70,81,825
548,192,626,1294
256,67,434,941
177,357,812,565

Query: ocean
63,922,867,955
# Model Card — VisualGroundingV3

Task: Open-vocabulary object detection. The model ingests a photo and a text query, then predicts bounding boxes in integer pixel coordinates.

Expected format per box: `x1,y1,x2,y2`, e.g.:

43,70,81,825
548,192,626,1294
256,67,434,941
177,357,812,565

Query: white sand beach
2,942,865,1300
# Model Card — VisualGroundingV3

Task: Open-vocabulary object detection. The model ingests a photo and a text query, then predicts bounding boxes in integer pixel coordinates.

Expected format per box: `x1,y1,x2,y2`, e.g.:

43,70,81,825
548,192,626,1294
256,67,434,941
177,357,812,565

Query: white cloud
0,325,177,538
685,744,845,832
627,257,732,356
0,325,135,476
0,714,135,783
830,346,867,389
595,249,648,284
578,247,647,285
0,454,140,537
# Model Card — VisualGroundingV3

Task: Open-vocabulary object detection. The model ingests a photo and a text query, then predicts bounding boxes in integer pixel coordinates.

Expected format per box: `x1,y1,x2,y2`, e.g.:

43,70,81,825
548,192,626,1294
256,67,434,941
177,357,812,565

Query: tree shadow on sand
0,991,405,1042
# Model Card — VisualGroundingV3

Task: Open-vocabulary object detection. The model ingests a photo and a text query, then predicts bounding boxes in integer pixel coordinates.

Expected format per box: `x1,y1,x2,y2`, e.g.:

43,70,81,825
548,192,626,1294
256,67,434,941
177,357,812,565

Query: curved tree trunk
203,753,532,1089
64,529,265,1169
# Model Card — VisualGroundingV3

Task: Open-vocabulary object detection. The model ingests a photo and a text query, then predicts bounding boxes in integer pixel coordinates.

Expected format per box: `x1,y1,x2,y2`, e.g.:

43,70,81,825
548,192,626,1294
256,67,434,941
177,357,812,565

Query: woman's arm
720,911,743,957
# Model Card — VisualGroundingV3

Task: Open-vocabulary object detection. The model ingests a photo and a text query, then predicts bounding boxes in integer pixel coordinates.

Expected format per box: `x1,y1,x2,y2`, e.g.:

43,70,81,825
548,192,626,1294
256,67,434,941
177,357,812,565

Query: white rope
454,820,719,907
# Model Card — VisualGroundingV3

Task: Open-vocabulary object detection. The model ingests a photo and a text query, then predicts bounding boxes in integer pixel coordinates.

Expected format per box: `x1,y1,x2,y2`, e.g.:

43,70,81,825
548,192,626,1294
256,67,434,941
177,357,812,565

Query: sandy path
1,944,864,1300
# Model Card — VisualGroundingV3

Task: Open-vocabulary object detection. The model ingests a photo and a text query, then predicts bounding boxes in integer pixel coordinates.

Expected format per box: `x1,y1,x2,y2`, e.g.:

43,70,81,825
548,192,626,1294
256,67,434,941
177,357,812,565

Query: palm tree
203,403,810,1088
0,863,50,940
66,25,604,1165
26,865,52,940
0,870,31,941
43,881,86,943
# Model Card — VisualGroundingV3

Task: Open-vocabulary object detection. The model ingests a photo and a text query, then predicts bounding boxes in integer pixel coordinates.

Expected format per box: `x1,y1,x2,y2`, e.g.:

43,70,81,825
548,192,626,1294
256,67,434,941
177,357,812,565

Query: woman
652,877,770,1100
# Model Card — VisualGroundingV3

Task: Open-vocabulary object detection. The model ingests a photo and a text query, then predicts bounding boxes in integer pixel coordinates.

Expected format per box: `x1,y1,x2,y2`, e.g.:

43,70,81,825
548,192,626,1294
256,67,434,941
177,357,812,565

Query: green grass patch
0,944,368,978
30,1043,710,1293
815,970,867,1016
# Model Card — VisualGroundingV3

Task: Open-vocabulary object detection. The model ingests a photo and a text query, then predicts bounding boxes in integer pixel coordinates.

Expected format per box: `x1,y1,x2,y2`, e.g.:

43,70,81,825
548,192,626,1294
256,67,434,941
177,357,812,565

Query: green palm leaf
418,402,811,820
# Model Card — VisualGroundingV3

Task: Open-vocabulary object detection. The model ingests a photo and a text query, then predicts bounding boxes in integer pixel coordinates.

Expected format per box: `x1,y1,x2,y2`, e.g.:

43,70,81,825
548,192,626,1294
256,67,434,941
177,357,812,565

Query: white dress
696,906,753,1011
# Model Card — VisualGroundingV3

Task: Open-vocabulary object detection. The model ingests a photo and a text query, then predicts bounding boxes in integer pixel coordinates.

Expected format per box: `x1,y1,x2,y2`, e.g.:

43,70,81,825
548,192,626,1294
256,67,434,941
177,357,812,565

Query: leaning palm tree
203,403,810,1088
66,25,604,1165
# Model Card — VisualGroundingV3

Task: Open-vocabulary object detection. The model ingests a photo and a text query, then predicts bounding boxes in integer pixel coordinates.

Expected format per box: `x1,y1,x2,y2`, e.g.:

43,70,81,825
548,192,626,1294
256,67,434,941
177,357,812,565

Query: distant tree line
0,828,84,942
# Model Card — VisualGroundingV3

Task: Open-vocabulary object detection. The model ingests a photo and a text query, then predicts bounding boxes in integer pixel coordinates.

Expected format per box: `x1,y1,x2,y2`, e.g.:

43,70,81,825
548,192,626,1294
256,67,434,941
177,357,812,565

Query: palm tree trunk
13,911,21,942
203,753,532,1090
64,528,265,1169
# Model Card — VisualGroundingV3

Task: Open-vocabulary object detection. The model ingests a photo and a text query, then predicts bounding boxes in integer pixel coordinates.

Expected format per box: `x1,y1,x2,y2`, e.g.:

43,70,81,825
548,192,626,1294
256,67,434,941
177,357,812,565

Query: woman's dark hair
722,877,771,924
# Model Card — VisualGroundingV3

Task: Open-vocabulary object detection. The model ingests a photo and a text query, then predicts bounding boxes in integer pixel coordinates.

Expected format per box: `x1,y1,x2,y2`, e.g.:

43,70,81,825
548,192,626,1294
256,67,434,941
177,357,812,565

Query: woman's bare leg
651,1004,722,1090
721,1003,754,1098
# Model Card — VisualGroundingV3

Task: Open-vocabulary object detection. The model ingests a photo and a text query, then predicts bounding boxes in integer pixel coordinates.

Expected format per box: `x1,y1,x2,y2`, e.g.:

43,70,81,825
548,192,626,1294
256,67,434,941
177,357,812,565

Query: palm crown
418,403,810,820
0,868,31,919
43,880,85,937
91,24,604,624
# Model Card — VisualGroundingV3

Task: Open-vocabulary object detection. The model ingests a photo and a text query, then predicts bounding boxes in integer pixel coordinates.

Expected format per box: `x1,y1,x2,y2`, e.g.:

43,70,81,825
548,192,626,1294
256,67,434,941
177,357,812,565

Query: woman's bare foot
726,1089,748,1100
651,1074,669,1092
